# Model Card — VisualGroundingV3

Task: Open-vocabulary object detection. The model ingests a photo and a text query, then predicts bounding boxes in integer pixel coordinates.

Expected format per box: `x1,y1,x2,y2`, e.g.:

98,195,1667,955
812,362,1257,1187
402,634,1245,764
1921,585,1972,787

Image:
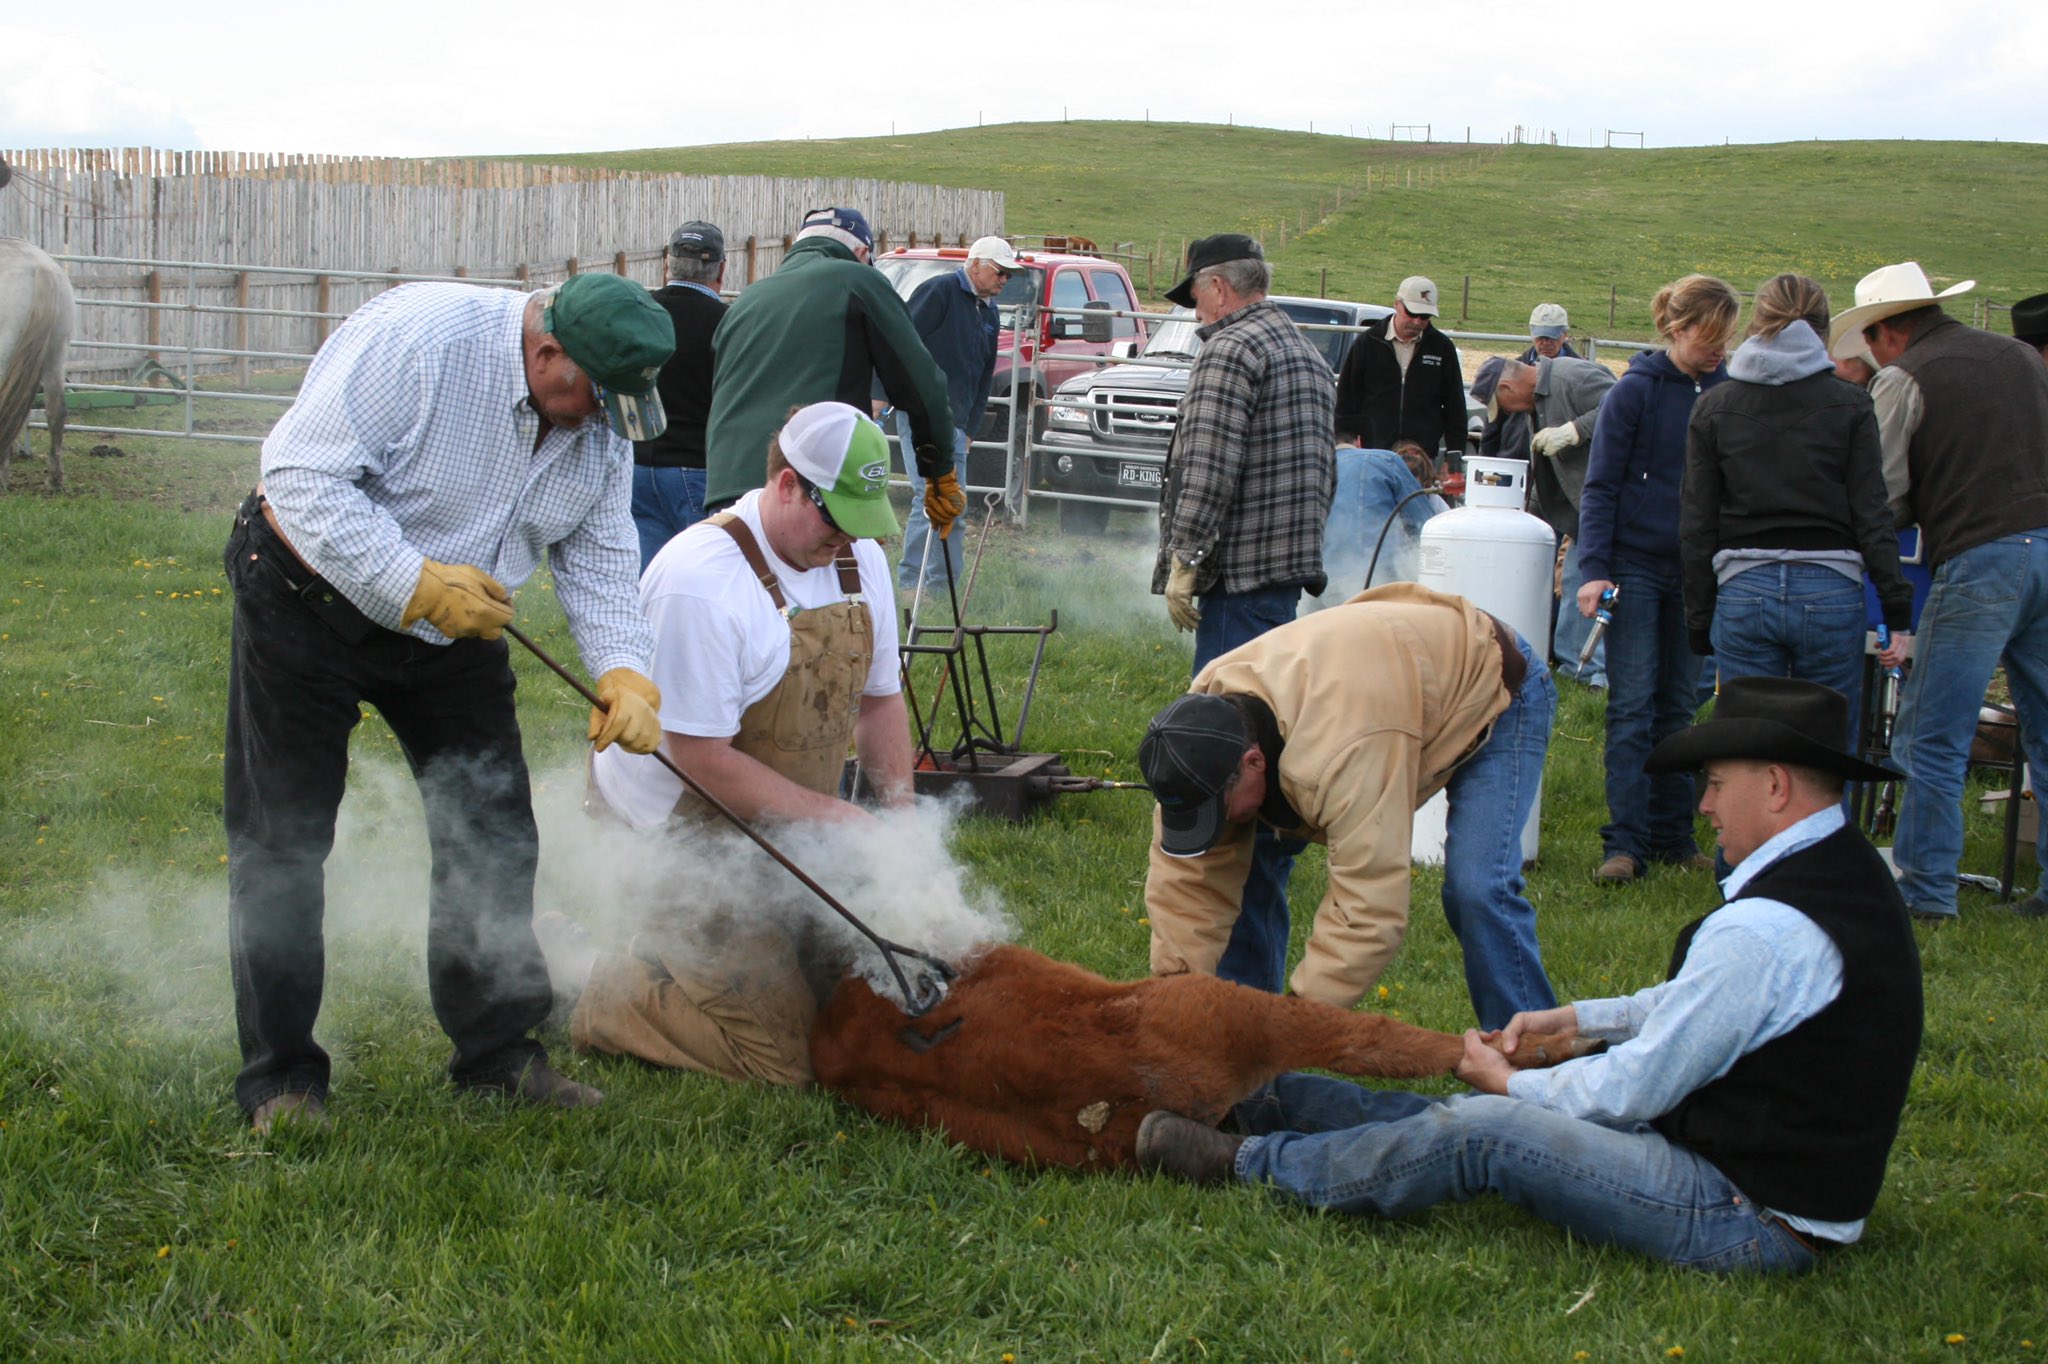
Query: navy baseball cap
798,206,875,255
1469,355,1508,421
667,220,724,261
1138,693,1250,858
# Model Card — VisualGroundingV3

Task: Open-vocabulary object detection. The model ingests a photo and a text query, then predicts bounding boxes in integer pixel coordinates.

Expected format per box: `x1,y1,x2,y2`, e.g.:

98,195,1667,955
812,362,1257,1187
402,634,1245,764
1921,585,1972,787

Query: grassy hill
544,121,2048,338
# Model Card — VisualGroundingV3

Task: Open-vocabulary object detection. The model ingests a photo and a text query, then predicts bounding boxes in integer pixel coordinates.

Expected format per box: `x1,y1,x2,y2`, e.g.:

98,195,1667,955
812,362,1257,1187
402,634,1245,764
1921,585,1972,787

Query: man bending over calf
1138,678,1924,1275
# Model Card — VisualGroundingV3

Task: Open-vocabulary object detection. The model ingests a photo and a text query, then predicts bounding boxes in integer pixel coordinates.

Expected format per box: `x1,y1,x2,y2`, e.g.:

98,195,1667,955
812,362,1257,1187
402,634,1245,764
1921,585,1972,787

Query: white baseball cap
1529,303,1569,338
1396,276,1440,316
778,402,900,540
967,236,1024,272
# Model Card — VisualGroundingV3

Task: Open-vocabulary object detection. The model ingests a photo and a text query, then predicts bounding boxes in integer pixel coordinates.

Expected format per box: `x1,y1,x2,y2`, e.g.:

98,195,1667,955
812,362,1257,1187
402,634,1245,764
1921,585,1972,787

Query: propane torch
1580,584,1619,670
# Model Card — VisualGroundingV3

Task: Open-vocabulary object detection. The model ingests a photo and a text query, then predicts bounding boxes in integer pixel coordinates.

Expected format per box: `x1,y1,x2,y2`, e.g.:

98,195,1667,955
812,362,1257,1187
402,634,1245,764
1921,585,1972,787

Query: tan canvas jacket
1145,582,1511,1008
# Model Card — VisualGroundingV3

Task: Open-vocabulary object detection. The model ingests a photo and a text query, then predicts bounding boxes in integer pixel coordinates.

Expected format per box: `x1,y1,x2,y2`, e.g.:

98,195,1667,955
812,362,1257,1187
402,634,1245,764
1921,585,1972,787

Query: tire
1059,499,1112,536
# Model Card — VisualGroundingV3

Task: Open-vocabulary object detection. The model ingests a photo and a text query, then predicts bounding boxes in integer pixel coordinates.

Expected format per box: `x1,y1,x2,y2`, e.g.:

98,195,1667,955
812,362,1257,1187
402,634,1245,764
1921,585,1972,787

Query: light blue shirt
1507,805,1862,1240
261,283,653,675
667,280,724,303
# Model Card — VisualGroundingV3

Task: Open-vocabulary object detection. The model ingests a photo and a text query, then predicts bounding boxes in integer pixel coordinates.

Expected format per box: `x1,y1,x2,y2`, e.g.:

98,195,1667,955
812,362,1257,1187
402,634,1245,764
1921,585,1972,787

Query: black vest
1651,824,1923,1221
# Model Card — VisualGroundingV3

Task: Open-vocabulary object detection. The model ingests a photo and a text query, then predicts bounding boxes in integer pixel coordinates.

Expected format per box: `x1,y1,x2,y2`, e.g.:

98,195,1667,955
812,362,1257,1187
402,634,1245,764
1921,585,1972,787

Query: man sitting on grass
1138,677,1924,1275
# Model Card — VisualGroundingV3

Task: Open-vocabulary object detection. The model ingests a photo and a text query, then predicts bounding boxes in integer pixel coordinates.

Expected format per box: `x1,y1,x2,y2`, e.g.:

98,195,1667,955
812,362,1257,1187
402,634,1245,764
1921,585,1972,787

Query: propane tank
1411,456,1557,866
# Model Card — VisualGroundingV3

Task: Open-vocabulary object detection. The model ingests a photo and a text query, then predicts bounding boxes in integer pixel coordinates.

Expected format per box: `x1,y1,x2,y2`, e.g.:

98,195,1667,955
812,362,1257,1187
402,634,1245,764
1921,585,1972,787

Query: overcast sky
5,1,2043,158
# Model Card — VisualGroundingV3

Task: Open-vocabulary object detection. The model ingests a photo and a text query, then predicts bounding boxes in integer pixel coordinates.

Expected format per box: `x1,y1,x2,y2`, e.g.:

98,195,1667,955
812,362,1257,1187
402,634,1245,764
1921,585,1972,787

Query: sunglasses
797,475,843,534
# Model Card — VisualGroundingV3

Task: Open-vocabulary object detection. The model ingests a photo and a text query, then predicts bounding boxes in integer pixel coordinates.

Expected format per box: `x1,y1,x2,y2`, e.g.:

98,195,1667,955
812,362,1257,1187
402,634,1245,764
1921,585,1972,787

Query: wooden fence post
613,251,627,275
745,236,758,286
235,271,250,388
516,263,531,291
315,275,332,348
1320,267,1328,298
566,256,580,277
1461,275,1470,321
1609,284,1618,330
145,269,162,373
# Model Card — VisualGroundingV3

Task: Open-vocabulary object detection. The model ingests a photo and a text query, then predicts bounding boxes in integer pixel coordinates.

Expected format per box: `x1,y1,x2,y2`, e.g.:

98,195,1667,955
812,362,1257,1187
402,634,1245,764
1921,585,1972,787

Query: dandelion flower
1946,1336,1966,1346
1667,1349,1684,1359
157,1245,170,1259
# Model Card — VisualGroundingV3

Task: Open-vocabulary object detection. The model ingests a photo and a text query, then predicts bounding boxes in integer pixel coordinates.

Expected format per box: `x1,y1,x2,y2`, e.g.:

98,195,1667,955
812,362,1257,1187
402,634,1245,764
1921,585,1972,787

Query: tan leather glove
1531,421,1579,458
401,559,513,640
1165,558,1202,632
923,469,967,541
589,668,662,754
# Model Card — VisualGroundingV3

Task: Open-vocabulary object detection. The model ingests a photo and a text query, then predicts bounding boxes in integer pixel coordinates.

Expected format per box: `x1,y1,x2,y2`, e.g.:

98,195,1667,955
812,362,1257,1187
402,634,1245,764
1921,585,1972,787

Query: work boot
1136,1110,1243,1186
466,1058,605,1110
250,1091,328,1135
1593,854,1641,885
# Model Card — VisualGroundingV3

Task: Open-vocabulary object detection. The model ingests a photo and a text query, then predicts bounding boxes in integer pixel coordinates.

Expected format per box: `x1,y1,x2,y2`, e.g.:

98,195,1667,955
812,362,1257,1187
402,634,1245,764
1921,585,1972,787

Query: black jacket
633,282,727,470
1333,317,1466,455
1682,369,1911,654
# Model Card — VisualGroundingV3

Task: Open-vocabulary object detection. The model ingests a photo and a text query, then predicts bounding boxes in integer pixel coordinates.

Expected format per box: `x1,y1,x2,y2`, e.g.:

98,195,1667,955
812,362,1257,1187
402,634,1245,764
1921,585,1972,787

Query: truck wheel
1059,499,1112,536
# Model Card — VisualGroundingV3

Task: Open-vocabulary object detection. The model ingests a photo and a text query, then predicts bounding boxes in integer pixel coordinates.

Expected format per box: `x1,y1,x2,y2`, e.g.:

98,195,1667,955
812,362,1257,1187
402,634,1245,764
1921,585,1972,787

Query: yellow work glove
589,668,663,755
924,469,967,541
1165,558,1202,633
401,559,513,640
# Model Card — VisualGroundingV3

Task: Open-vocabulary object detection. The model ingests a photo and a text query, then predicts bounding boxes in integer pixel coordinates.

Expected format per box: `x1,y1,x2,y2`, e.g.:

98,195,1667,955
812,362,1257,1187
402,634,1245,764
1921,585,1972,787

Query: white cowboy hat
1827,261,1975,358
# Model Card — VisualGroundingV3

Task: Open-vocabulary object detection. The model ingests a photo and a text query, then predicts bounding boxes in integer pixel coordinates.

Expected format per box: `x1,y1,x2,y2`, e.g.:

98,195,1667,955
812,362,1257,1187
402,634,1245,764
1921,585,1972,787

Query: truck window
1090,272,1139,337
1050,269,1091,325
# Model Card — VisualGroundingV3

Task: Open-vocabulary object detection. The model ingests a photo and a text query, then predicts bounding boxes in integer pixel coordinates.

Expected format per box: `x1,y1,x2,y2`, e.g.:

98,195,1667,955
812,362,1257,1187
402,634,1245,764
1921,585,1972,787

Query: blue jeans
630,465,708,572
1229,1074,1819,1274
896,414,967,593
1709,562,1867,751
1601,558,1703,867
1892,529,2048,916
1442,632,1558,1028
1193,584,1306,993
1553,538,1606,687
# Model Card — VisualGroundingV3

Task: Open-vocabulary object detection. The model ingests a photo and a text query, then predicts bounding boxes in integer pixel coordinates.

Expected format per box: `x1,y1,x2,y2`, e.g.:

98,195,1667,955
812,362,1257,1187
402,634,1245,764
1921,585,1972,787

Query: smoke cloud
1,753,1012,1056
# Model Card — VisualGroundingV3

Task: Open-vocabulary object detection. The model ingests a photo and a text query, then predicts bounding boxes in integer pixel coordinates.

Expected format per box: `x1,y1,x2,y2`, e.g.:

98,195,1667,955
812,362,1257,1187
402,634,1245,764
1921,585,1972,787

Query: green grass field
541,122,2048,338
4,414,2046,1359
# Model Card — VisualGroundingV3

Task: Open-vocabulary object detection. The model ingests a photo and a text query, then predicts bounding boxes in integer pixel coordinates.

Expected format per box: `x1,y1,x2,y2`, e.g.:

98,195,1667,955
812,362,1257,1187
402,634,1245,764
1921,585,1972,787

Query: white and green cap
779,402,900,540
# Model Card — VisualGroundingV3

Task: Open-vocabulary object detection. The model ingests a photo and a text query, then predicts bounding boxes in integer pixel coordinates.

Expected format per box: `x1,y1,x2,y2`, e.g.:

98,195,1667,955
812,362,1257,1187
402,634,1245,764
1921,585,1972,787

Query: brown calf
811,944,1585,1170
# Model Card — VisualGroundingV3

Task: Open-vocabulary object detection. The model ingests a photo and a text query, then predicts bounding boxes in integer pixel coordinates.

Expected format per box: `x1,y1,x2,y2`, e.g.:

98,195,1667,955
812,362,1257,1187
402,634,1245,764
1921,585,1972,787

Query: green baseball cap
540,274,675,441
779,402,901,540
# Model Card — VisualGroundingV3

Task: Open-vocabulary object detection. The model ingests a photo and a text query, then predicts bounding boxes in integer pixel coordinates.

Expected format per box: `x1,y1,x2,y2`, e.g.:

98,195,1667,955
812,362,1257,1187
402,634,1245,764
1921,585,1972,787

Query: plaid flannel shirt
1152,299,1336,597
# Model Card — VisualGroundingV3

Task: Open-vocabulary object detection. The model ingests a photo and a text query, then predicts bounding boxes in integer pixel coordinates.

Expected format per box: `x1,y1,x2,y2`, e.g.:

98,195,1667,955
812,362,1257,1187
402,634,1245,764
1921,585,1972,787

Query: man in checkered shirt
222,273,673,1133
1150,232,1336,996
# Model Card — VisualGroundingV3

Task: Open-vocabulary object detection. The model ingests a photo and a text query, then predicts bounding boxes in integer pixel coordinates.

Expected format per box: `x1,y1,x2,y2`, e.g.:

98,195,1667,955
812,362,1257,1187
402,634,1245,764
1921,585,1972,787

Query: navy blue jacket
1577,348,1728,582
903,268,1000,436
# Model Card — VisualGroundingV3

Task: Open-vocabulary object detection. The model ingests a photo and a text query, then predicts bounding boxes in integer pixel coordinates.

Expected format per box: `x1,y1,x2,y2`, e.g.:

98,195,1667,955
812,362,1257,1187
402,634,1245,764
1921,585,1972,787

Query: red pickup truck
875,243,1149,489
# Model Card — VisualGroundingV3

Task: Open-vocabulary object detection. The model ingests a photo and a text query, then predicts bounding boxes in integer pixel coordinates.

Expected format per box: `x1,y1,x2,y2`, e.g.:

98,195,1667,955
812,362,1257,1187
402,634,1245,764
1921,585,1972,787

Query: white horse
0,237,75,493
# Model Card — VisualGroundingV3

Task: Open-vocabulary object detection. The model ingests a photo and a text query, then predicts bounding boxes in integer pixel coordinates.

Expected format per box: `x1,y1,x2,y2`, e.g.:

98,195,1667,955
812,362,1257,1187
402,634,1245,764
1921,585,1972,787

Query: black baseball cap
1165,234,1264,309
667,221,724,261
1138,693,1250,857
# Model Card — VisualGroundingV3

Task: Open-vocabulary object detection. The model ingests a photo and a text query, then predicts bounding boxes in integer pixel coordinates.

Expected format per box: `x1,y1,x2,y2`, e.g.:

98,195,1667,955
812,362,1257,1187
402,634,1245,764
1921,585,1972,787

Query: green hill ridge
539,120,2046,339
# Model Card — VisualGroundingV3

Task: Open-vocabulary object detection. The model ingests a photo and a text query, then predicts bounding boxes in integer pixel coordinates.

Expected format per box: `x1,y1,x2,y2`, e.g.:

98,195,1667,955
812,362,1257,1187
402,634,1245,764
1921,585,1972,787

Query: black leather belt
1485,612,1528,696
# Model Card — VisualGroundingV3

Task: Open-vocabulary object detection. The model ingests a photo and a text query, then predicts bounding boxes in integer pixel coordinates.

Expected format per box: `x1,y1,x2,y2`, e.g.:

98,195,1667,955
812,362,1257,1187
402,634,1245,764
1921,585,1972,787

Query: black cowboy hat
1645,676,1901,782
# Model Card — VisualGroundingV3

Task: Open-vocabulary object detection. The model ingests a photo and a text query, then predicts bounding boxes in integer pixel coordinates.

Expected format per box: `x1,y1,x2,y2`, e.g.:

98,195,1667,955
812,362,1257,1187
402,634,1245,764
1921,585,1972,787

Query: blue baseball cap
798,206,875,255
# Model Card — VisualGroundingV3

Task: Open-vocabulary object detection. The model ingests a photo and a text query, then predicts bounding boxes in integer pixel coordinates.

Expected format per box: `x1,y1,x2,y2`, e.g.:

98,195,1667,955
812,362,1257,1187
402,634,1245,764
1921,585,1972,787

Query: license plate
1118,461,1162,489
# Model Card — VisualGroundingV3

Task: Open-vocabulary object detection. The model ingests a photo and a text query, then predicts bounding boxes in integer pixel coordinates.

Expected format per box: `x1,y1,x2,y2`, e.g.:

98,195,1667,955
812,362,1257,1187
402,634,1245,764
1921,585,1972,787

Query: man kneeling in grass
1138,677,1924,1275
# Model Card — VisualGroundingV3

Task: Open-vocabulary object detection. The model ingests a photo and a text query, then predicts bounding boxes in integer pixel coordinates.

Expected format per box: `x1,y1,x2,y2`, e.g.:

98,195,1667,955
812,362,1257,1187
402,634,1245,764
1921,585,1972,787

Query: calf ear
894,1019,965,1054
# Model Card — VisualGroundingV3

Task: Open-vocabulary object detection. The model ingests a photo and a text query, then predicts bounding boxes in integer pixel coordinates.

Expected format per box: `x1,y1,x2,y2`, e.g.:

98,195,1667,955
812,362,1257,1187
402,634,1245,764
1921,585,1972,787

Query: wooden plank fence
1,150,1004,380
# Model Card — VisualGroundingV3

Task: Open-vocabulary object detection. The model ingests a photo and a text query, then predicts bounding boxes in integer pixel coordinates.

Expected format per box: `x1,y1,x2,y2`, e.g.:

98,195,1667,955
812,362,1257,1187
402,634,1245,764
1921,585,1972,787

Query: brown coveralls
570,516,872,1085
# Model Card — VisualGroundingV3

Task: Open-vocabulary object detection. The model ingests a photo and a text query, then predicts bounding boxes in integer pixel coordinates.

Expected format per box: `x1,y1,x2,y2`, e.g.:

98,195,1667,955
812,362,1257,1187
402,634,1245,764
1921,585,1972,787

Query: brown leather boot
1593,854,1641,884
1136,1110,1243,1185
468,1058,605,1110
250,1091,328,1135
